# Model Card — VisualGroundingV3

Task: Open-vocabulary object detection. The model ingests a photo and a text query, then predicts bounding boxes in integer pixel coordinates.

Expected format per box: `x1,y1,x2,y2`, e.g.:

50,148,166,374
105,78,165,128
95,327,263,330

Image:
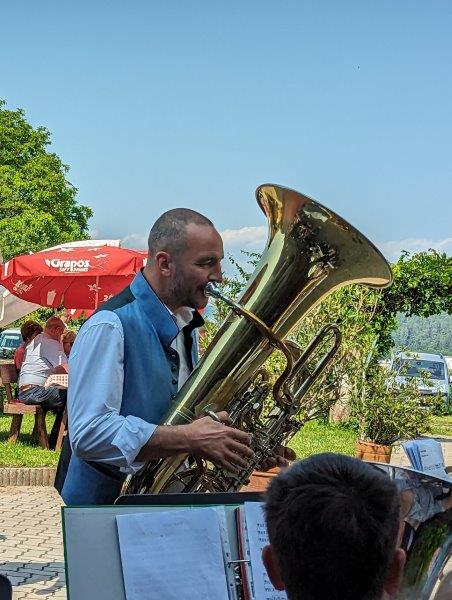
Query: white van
391,351,450,408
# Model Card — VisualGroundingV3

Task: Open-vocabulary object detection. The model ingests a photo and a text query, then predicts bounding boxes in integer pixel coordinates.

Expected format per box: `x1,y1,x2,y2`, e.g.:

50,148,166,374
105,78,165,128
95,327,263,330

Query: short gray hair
44,316,65,331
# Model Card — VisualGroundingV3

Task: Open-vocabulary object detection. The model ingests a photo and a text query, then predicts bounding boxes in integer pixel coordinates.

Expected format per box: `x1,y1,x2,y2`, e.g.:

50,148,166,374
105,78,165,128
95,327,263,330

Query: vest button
172,378,178,385
171,365,177,372
171,394,176,400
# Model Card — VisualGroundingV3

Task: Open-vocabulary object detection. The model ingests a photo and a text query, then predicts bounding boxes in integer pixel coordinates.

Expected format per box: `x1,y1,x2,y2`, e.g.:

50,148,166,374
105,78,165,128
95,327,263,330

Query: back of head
265,453,400,600
62,329,76,344
148,208,214,257
44,316,65,337
20,320,43,342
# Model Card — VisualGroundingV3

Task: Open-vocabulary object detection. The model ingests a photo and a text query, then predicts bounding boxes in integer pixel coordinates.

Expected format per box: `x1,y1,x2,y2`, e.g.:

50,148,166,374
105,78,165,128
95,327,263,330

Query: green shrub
351,365,437,445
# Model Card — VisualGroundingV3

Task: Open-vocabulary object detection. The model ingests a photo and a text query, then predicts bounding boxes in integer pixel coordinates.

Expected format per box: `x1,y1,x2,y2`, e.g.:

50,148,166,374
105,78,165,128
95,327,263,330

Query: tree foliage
382,250,452,317
0,99,92,261
393,312,452,356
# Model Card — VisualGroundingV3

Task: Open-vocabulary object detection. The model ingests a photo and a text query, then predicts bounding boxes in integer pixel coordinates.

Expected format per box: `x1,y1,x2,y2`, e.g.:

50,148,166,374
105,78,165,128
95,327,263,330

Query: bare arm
136,411,254,473
51,364,68,375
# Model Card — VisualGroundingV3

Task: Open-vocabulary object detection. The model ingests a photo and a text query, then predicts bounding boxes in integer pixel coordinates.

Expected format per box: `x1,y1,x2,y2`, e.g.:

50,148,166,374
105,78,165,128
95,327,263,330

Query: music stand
63,491,264,600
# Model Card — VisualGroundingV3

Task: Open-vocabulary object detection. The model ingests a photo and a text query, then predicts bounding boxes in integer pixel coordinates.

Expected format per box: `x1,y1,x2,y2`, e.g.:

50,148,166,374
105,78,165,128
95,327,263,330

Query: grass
429,415,452,437
289,416,452,460
0,413,60,467
289,419,358,459
0,410,451,467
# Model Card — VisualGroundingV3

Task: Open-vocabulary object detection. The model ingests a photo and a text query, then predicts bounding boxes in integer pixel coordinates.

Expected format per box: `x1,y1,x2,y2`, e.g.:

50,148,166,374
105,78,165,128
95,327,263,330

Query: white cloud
120,226,268,253
220,226,267,249
119,227,452,269
121,233,148,249
378,238,452,262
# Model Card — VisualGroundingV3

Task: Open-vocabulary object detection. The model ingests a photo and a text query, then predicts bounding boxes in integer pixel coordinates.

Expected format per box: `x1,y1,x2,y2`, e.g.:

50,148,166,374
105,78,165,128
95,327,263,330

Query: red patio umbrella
0,245,147,310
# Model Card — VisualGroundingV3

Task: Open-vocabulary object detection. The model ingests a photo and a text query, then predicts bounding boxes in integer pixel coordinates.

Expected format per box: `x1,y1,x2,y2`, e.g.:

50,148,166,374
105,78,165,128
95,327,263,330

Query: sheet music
244,502,287,600
418,439,450,479
116,507,230,600
403,441,422,470
403,439,451,481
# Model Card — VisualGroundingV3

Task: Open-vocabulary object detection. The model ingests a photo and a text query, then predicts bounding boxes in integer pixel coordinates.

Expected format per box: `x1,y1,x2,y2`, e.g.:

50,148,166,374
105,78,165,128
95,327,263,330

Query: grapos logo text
44,258,91,273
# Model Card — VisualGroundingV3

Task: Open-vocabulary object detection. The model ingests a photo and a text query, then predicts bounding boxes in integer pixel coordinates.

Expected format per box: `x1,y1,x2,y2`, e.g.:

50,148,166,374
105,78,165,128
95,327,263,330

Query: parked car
0,328,21,359
391,351,451,408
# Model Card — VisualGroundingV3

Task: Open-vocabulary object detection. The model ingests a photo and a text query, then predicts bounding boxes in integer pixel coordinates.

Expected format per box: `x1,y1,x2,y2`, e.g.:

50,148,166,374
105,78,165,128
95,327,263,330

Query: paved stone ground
0,440,450,599
0,487,65,599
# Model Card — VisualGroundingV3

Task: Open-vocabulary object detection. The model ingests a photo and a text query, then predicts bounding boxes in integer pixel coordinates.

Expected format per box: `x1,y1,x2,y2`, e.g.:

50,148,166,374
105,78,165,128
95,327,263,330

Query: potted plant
354,363,440,463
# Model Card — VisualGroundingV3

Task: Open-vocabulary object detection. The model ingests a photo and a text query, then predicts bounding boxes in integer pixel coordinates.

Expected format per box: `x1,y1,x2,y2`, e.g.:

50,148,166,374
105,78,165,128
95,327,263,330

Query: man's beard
170,271,203,309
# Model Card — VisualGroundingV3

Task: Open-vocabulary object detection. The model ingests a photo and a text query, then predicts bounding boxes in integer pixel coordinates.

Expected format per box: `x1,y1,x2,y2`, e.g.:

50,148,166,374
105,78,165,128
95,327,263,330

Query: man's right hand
185,411,254,473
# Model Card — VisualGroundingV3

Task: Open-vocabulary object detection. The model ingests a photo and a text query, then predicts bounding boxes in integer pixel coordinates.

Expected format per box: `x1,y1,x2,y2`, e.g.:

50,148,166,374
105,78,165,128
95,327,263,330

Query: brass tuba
122,183,392,495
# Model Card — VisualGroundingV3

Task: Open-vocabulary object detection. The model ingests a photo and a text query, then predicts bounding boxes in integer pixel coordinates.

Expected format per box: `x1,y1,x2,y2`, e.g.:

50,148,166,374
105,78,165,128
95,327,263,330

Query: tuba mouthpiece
204,282,219,298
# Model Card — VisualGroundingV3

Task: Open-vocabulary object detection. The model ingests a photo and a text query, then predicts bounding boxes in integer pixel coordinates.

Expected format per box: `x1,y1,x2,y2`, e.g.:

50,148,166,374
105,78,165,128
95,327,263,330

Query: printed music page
244,502,287,600
116,507,230,600
403,439,451,481
418,439,451,480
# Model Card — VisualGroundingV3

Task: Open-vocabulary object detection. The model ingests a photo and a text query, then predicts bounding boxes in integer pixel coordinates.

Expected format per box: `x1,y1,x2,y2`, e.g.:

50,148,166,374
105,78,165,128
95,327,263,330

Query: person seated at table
18,316,68,449
62,330,76,357
262,453,406,600
14,320,43,371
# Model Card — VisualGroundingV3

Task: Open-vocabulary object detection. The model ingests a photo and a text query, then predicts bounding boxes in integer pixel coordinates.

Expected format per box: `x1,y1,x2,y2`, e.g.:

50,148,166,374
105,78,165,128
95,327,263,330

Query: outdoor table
44,373,68,389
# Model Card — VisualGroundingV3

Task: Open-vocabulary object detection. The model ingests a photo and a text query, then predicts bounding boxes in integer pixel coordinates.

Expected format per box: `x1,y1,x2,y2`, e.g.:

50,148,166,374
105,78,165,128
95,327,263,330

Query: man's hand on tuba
185,411,254,474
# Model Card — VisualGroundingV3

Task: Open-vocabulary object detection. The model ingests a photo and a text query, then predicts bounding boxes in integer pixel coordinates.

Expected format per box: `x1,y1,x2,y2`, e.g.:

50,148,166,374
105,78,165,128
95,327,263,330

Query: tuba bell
121,183,393,495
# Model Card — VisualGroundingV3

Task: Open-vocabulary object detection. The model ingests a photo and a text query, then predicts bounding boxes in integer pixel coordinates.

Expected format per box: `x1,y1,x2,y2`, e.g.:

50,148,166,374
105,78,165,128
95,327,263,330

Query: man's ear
154,251,173,277
383,548,406,598
262,545,285,591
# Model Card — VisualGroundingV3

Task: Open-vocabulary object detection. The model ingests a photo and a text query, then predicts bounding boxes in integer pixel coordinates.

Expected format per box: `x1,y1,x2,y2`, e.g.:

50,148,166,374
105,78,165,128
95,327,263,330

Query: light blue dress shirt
68,311,156,472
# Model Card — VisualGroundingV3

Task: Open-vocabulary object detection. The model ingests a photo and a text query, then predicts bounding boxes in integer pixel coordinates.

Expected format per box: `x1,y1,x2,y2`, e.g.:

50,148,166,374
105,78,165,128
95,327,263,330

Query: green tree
393,313,452,355
382,250,452,318
0,99,92,261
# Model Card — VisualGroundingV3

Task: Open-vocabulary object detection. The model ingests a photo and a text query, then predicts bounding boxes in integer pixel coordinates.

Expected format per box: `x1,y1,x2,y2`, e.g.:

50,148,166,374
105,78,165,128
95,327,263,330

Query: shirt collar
130,271,204,346
166,306,195,330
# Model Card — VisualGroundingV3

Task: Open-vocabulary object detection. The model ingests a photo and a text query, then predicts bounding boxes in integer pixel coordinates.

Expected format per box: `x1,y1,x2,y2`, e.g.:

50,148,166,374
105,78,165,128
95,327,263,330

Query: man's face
170,223,224,310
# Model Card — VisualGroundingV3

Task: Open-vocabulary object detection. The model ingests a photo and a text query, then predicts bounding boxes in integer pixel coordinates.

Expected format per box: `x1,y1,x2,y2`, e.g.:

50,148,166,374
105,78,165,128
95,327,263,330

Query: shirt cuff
111,416,157,469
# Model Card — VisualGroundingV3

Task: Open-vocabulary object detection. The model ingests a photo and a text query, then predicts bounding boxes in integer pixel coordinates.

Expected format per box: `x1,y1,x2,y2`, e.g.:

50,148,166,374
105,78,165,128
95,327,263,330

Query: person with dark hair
14,320,43,371
59,208,291,505
263,453,406,600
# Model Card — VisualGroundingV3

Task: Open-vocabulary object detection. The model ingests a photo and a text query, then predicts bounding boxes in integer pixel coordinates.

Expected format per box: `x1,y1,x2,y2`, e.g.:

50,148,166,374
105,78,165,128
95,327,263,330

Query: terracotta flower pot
355,440,392,463
241,468,280,492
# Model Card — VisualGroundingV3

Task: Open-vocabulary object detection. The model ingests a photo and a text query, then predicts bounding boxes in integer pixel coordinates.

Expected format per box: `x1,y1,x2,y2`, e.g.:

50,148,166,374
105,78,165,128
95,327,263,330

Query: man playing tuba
59,208,292,505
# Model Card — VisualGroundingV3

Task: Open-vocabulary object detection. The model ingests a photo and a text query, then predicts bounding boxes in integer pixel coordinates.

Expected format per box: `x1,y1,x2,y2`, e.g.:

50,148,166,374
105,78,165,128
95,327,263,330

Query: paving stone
0,487,66,599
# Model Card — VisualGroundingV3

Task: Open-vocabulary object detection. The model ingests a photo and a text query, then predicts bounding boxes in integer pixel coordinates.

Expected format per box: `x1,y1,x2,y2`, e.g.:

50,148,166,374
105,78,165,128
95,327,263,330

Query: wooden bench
0,363,49,449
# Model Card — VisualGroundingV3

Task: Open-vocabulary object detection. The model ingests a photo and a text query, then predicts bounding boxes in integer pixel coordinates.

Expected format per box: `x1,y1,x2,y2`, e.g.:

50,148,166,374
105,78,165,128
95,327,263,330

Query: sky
2,1,452,265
